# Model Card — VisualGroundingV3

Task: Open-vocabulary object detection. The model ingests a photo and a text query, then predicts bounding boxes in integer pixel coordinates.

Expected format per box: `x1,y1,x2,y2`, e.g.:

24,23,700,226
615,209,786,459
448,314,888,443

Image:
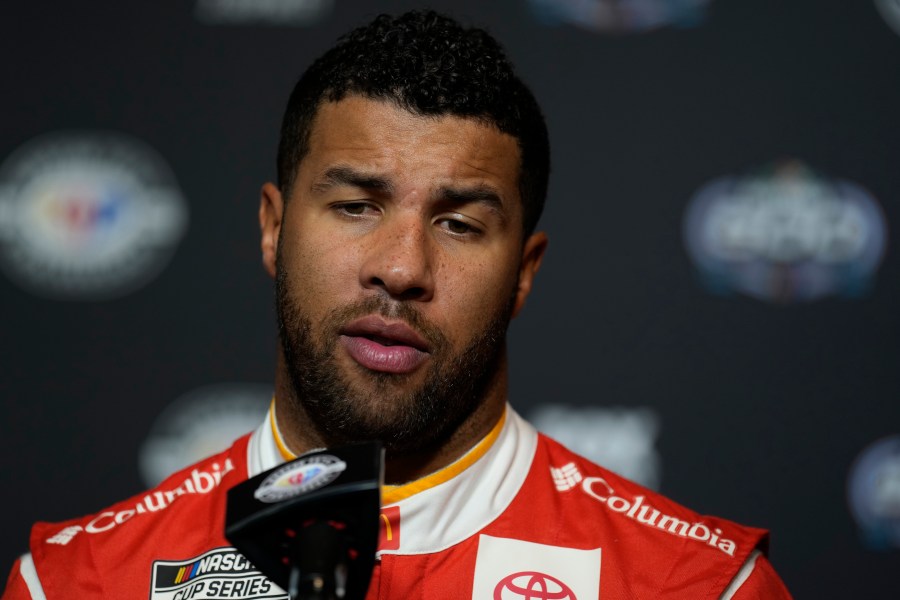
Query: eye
335,202,376,217
438,217,482,236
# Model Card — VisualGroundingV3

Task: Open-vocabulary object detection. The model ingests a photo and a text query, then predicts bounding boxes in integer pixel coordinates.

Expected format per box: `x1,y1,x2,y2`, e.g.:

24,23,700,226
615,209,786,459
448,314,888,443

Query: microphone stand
288,521,349,600
225,442,381,600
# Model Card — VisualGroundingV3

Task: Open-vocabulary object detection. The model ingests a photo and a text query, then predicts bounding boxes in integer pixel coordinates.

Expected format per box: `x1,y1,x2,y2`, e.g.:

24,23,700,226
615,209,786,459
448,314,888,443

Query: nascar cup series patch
253,454,347,503
150,547,286,600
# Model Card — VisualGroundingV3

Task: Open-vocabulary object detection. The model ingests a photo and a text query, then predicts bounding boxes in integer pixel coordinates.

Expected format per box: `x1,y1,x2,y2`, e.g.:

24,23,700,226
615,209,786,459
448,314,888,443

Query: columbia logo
551,463,583,492
46,526,83,546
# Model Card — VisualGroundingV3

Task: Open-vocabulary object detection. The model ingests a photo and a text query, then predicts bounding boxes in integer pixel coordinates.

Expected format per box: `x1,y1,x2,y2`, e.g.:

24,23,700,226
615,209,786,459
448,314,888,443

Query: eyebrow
310,166,394,195
311,165,507,217
437,184,506,215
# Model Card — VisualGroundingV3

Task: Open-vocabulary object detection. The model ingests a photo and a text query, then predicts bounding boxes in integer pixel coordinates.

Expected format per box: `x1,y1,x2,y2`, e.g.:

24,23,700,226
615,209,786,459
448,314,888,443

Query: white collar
245,403,538,555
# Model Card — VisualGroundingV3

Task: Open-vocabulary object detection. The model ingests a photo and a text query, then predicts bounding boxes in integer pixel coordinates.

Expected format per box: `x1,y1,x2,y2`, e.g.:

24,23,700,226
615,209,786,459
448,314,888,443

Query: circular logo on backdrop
0,131,188,300
494,571,576,600
139,383,272,487
848,434,900,550
683,160,887,304
194,0,334,26
254,454,347,503
529,0,712,33
875,0,900,36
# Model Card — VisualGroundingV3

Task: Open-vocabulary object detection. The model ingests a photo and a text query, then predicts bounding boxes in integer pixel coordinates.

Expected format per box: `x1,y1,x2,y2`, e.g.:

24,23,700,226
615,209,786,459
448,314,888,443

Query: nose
359,214,435,302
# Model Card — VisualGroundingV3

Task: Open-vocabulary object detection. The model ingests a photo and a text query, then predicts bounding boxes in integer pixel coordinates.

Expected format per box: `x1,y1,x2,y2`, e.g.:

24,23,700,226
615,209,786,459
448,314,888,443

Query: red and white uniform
3,406,791,599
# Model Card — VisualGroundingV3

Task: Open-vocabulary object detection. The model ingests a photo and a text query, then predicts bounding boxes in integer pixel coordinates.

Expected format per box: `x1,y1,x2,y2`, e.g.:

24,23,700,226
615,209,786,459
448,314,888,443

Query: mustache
322,296,449,350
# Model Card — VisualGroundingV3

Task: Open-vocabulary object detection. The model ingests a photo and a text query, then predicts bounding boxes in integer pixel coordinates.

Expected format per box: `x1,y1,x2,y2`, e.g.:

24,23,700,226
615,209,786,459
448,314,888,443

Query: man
3,10,790,599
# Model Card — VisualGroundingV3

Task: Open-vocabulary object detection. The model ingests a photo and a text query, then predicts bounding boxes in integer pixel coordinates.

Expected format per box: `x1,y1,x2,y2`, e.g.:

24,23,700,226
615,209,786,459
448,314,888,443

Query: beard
275,267,514,456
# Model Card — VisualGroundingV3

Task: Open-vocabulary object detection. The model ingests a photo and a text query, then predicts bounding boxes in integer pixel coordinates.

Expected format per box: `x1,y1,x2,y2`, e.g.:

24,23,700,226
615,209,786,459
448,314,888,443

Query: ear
512,231,548,318
259,182,284,279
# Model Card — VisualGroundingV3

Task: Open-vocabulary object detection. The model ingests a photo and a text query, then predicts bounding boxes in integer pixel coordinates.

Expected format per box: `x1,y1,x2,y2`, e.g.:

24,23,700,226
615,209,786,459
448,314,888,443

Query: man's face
262,96,546,454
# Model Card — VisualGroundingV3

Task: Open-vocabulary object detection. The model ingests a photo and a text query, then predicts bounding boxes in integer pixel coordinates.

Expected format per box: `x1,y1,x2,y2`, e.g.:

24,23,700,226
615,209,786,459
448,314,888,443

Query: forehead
299,96,522,202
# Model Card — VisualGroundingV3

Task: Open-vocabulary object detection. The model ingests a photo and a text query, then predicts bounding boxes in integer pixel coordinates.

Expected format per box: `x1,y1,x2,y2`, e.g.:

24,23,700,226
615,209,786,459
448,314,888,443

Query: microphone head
225,442,383,599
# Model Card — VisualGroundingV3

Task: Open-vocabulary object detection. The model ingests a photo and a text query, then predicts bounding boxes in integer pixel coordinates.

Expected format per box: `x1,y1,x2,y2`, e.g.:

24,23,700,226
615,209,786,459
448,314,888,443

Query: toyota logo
494,571,577,599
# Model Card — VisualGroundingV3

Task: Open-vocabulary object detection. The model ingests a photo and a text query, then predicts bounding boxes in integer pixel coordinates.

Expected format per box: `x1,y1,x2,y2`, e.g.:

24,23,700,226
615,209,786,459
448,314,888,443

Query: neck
382,382,506,484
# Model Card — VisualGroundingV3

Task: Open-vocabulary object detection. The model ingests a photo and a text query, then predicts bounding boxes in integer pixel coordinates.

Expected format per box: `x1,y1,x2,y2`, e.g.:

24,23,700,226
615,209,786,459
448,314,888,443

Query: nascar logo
150,548,286,600
253,453,346,503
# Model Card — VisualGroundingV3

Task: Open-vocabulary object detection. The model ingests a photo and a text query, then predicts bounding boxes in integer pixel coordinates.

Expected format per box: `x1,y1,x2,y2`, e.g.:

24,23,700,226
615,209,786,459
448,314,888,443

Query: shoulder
721,550,793,599
519,432,780,597
23,435,250,599
32,437,247,552
535,434,765,541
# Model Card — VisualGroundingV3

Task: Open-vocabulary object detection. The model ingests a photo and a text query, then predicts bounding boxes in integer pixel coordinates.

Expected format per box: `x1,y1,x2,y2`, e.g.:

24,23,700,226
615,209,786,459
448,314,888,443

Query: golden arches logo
378,506,401,551
380,513,393,541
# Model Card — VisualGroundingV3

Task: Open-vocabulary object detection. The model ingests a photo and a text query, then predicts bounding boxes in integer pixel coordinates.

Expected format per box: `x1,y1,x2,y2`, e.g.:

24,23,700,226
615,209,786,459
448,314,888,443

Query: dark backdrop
2,1,899,597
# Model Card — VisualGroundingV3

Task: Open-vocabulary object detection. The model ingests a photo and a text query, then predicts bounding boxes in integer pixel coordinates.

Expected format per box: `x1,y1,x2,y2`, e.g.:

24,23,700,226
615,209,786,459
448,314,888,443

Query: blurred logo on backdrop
529,0,713,33
195,0,333,26
139,383,272,487
0,132,188,300
683,160,887,304
848,435,900,550
529,404,662,490
875,0,900,36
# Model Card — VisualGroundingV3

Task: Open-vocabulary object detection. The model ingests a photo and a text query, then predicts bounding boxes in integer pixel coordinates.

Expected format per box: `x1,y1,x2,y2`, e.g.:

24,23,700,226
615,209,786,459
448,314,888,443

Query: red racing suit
3,406,791,599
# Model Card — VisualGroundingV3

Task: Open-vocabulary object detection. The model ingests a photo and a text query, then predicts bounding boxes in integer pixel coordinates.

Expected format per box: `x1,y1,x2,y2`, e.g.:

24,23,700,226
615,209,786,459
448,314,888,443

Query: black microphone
225,442,382,600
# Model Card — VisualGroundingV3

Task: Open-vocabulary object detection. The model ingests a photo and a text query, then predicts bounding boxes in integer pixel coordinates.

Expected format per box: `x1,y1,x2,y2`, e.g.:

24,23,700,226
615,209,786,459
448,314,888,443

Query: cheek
281,232,363,313
436,253,520,330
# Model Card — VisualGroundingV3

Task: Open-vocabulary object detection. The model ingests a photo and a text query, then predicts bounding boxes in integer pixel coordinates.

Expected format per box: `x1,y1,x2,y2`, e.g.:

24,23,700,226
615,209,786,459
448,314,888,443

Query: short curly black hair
276,10,550,236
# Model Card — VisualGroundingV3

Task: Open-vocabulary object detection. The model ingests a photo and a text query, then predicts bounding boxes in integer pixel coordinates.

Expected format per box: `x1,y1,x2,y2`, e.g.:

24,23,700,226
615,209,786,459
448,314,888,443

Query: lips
339,316,430,374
